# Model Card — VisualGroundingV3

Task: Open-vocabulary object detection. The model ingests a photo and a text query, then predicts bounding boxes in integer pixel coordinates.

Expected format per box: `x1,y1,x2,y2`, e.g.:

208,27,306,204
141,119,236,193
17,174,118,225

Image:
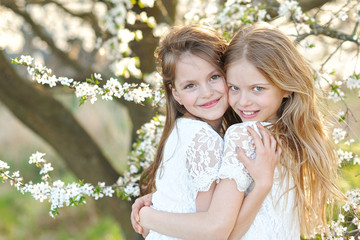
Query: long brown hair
140,25,238,195
224,23,345,236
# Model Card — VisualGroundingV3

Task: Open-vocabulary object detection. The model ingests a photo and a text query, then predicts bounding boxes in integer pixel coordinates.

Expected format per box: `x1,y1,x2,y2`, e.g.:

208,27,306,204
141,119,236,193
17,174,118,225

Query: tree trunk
0,50,139,239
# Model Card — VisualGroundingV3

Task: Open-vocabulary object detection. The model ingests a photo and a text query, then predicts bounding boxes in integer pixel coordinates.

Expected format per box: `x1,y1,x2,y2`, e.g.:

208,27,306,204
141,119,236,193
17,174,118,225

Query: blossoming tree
0,0,359,239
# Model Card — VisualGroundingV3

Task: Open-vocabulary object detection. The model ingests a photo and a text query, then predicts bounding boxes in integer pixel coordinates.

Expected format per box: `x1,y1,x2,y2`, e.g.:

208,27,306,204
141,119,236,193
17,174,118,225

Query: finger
256,122,271,148
270,135,277,152
131,215,142,233
236,146,252,169
247,126,264,150
144,200,152,207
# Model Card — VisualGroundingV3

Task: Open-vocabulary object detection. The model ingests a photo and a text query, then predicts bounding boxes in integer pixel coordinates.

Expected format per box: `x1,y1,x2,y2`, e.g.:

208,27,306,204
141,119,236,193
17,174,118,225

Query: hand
142,227,150,238
131,193,153,234
236,122,281,190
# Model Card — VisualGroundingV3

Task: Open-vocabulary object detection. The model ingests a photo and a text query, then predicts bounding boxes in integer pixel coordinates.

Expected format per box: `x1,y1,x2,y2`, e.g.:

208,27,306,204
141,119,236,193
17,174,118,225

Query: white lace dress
146,118,224,240
219,121,300,240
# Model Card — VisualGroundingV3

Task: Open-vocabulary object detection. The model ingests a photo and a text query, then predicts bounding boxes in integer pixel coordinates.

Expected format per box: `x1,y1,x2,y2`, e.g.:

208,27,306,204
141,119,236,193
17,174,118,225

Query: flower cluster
0,114,166,216
12,56,165,107
0,153,115,218
323,189,360,239
278,0,304,21
117,115,165,198
183,0,269,38
100,0,158,79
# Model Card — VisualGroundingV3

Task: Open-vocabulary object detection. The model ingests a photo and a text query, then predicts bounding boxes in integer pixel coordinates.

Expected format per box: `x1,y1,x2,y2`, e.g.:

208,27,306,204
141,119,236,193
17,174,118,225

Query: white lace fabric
218,121,262,191
146,118,223,240
146,120,300,239
219,121,300,240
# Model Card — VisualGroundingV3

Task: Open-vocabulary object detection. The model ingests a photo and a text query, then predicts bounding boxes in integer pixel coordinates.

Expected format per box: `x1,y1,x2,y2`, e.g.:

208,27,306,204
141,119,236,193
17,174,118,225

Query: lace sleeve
186,127,224,193
219,122,259,192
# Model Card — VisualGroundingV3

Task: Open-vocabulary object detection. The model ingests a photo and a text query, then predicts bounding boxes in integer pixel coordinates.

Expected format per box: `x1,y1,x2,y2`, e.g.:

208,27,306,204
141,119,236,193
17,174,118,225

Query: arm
196,181,216,211
228,123,280,239
130,183,216,236
140,179,245,240
139,126,245,240
139,122,279,240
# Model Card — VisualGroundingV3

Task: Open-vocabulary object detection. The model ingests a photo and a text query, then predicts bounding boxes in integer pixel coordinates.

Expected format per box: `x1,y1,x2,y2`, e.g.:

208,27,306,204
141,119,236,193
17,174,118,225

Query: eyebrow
180,69,220,85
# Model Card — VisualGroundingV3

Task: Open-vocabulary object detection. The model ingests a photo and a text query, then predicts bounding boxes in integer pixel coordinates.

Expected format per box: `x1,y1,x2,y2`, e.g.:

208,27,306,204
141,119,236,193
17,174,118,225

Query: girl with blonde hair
133,23,345,239
136,24,280,240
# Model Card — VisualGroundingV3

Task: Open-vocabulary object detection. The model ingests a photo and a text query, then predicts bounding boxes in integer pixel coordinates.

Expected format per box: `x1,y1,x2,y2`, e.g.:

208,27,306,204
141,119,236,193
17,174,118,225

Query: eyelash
229,85,239,91
253,86,264,92
184,84,195,89
228,86,264,92
210,75,220,81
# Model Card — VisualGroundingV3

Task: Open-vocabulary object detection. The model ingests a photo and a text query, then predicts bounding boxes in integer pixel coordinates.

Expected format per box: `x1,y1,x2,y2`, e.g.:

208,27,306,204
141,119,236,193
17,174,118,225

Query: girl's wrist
254,180,273,193
139,206,152,228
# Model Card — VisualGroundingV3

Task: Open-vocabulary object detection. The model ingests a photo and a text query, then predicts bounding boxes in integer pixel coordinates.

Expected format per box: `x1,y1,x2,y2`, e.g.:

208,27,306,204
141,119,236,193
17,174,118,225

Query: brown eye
185,84,195,89
210,75,220,81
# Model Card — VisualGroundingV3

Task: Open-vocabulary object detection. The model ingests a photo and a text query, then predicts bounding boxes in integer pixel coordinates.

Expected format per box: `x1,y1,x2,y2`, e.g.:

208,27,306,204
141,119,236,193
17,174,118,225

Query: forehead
175,54,218,80
226,60,268,85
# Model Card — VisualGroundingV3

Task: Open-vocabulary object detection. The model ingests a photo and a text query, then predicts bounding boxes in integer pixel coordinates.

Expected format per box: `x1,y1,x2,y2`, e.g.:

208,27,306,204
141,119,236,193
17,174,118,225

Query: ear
171,86,183,105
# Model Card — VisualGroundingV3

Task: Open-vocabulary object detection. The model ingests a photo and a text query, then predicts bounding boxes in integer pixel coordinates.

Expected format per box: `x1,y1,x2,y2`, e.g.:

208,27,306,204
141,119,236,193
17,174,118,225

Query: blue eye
253,86,264,92
229,85,239,91
210,75,220,81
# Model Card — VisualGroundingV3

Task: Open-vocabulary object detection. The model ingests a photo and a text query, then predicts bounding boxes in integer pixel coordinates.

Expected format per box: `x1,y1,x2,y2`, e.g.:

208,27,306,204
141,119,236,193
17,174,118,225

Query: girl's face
172,53,228,128
226,59,289,123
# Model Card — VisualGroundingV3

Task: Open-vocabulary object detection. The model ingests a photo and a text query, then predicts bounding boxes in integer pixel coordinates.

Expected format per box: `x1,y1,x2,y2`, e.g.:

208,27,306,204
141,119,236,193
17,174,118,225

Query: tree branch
24,0,104,39
0,50,139,239
1,0,89,73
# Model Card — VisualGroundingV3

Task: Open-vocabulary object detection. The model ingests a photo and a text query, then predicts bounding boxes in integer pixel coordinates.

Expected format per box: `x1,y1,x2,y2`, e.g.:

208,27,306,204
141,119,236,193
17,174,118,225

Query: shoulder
225,121,270,138
176,118,222,141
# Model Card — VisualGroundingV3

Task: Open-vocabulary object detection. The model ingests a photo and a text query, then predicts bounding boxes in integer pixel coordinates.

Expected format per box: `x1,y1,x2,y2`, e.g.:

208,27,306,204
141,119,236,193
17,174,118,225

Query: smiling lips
239,110,259,119
200,98,221,109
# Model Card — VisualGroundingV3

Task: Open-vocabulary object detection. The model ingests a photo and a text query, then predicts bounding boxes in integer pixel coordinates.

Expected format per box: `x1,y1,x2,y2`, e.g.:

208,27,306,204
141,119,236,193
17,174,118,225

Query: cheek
228,93,237,108
180,92,196,106
216,80,228,94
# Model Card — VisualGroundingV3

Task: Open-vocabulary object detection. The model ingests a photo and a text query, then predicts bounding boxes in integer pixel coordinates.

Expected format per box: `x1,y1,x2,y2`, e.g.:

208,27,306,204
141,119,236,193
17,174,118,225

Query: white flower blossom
328,88,345,103
346,74,360,89
153,23,170,38
338,11,348,21
48,75,58,87
29,151,46,164
278,0,303,21
0,160,10,170
39,163,54,175
139,0,155,8
126,10,137,25
94,73,102,81
332,128,347,144
19,55,34,65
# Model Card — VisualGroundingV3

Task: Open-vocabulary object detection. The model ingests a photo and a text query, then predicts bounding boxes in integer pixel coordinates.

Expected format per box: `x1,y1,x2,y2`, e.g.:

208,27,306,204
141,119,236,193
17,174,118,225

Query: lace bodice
146,118,223,240
219,121,300,240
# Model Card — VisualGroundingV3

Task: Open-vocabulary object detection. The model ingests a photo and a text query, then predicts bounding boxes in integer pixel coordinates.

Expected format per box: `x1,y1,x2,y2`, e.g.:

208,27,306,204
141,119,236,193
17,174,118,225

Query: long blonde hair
140,25,238,195
224,24,345,236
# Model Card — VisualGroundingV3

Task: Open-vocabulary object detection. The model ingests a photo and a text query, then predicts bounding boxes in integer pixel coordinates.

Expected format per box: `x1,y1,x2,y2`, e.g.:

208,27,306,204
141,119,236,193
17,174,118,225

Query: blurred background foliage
0,0,360,239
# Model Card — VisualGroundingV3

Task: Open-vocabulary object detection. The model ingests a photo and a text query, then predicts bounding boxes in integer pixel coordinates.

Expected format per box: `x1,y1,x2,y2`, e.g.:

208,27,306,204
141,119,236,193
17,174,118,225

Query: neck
182,113,222,133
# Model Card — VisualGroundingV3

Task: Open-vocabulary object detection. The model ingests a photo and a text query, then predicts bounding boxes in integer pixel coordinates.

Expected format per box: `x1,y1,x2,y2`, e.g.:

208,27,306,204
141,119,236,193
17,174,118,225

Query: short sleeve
218,122,261,192
186,126,223,193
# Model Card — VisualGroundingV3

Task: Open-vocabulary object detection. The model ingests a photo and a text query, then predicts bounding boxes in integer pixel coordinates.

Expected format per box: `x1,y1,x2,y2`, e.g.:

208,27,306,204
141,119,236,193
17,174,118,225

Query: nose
200,83,214,98
238,92,251,107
